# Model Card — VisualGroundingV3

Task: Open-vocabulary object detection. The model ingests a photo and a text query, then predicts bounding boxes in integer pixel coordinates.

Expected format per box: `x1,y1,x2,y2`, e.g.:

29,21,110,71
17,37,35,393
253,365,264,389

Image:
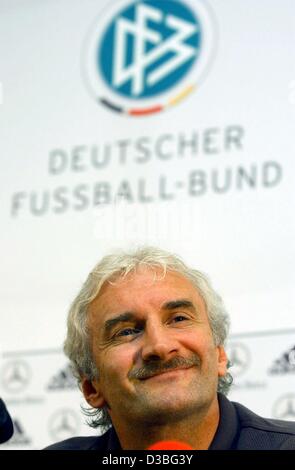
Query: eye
116,327,141,337
172,315,188,323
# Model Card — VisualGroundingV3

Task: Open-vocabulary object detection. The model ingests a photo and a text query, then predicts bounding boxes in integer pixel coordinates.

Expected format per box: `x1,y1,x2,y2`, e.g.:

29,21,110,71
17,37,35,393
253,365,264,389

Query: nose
141,323,179,362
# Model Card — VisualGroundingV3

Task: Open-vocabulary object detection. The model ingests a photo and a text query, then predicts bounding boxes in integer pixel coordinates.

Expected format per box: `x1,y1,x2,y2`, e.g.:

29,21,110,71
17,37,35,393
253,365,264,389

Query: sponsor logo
268,344,295,374
48,409,80,441
273,394,295,421
3,419,31,446
47,363,77,391
1,361,31,393
82,0,216,115
226,342,250,377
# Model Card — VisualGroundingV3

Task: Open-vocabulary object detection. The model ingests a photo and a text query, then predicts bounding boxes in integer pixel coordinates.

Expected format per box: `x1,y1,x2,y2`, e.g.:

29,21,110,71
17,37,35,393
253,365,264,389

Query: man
46,246,295,450
0,398,14,444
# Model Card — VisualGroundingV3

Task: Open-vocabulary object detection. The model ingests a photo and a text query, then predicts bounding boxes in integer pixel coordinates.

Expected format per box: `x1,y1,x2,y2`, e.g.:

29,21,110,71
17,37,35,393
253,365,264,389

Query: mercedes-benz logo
226,342,250,377
48,409,80,441
1,360,31,393
288,349,295,366
273,394,295,421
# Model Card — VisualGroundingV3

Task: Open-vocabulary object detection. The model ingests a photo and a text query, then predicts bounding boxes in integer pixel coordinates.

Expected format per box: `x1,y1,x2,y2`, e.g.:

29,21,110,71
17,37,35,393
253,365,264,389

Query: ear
81,377,106,409
216,346,228,377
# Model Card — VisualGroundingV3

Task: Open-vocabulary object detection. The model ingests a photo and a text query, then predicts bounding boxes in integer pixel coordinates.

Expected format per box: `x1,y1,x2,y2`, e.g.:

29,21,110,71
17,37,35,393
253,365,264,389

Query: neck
112,396,220,450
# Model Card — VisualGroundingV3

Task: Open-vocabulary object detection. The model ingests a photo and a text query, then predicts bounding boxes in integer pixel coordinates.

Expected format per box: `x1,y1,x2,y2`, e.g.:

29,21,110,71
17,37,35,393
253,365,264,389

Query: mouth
140,366,194,381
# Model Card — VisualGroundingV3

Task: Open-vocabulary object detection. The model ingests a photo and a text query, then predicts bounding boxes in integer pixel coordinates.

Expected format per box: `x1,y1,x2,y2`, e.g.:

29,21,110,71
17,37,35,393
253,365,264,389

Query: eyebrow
103,299,197,336
161,299,197,313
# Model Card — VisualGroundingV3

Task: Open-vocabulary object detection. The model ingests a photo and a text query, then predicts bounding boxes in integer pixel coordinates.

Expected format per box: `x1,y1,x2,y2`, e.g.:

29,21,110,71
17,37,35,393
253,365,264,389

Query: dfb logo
82,0,216,116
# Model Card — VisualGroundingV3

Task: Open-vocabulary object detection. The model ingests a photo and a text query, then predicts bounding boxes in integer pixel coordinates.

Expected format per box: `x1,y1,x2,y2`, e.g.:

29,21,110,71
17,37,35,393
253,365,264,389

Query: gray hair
64,246,232,430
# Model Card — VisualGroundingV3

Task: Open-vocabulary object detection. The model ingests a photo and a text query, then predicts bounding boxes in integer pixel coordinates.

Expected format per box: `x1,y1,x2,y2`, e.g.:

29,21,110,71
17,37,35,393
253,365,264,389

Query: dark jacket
45,394,295,450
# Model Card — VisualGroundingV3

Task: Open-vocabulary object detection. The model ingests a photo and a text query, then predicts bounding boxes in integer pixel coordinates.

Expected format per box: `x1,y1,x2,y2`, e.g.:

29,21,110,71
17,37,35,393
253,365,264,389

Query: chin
137,397,199,425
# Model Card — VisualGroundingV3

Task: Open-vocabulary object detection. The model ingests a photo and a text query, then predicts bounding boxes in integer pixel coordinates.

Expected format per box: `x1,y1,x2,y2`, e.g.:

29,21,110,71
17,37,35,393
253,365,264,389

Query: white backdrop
0,0,294,449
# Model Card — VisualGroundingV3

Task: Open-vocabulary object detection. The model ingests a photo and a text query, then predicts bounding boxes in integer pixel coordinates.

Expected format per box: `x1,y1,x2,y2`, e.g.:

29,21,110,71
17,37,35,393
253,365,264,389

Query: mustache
128,355,201,380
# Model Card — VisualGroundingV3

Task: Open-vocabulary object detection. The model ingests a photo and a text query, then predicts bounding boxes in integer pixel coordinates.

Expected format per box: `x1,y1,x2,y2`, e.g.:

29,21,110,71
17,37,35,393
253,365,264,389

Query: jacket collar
208,393,239,450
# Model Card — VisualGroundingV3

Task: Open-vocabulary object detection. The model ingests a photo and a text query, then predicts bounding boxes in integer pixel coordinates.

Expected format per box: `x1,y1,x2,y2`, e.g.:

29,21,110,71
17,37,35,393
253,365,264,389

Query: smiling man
45,246,295,450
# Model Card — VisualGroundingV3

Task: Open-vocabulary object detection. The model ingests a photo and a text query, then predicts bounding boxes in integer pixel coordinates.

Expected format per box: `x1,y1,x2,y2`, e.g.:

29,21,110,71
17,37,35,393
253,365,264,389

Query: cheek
181,329,214,355
100,347,135,384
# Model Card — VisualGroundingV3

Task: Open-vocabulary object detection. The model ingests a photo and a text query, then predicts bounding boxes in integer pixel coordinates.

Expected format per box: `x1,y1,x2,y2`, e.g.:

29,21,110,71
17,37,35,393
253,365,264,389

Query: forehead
88,267,207,322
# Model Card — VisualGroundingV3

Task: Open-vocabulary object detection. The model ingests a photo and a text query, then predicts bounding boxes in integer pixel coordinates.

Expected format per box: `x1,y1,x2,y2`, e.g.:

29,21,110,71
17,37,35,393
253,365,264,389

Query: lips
141,366,194,380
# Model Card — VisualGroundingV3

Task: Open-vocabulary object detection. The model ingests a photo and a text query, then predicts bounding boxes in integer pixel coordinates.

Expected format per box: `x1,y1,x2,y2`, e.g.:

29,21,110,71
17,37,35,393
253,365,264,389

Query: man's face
84,267,227,427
